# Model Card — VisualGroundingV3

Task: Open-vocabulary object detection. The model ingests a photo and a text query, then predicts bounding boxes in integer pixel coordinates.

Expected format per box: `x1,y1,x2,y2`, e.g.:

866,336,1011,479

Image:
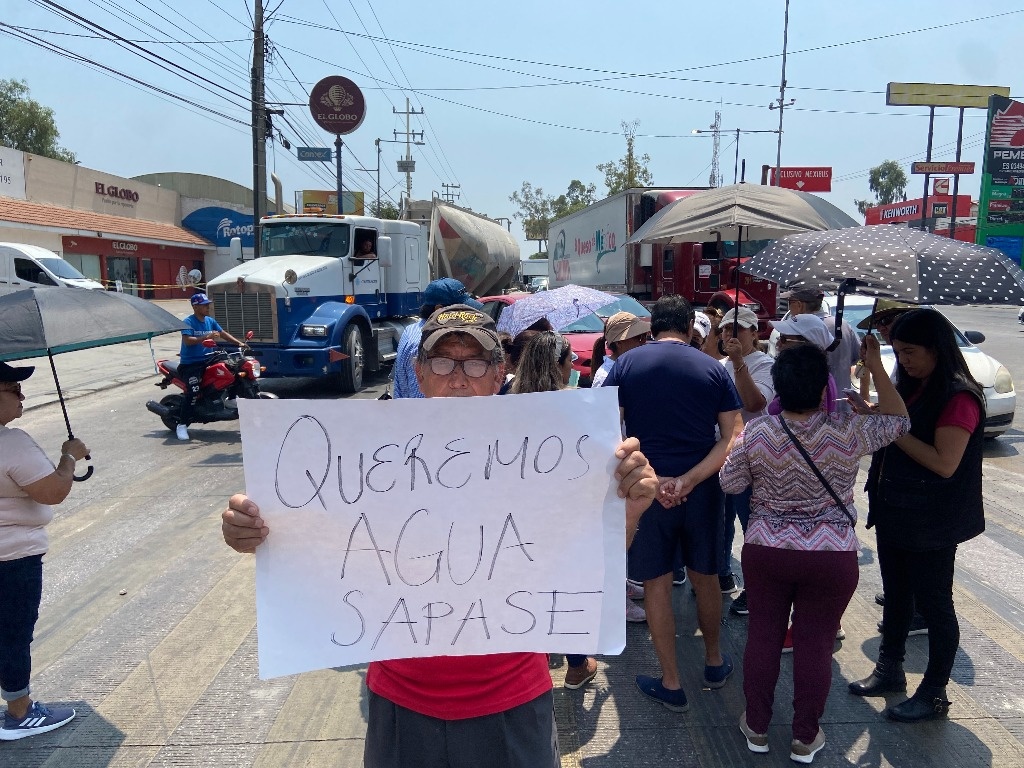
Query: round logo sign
309,76,366,135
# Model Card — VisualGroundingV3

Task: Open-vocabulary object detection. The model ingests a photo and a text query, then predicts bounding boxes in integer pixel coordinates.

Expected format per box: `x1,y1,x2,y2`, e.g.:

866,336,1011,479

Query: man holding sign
222,304,658,768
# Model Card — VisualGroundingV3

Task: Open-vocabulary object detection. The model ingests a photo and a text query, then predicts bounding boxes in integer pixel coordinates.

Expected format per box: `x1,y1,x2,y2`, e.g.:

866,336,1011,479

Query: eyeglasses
426,356,491,378
875,316,896,327
0,384,23,395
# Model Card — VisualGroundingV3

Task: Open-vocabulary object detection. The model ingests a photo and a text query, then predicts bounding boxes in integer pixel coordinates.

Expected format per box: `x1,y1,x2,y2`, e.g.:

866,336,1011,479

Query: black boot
887,685,951,722
848,656,907,696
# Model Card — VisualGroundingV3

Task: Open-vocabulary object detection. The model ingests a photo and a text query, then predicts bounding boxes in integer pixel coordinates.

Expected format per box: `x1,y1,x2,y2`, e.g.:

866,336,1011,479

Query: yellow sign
886,82,1010,109
294,189,365,215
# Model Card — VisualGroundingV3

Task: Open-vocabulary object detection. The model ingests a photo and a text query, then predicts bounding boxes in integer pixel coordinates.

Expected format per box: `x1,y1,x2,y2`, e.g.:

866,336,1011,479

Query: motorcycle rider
176,293,245,441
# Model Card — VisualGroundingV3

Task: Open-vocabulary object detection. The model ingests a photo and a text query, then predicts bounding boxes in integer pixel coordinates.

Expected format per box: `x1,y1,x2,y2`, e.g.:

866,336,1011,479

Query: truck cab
206,214,429,392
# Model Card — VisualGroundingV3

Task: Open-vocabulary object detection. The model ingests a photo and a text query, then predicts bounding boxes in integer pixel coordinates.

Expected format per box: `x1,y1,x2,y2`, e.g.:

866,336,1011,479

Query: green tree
854,160,908,215
529,251,548,259
509,179,597,241
368,200,400,219
550,179,597,220
0,79,76,163
509,181,552,241
596,120,652,194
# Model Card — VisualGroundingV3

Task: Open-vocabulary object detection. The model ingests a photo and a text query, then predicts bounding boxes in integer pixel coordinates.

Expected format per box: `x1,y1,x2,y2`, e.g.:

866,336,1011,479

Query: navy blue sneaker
0,702,76,741
635,675,689,712
704,653,734,689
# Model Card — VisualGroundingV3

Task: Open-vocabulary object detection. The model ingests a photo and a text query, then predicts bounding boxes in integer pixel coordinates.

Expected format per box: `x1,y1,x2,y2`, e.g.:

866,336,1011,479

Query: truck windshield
37,257,87,279
260,222,351,258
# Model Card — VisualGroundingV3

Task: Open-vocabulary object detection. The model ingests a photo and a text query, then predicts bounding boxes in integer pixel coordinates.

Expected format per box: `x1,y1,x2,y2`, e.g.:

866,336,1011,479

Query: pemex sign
309,76,366,135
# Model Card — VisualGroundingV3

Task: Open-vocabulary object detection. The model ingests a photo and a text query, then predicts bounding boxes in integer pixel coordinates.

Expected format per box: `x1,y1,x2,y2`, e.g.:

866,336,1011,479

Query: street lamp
691,128,781,184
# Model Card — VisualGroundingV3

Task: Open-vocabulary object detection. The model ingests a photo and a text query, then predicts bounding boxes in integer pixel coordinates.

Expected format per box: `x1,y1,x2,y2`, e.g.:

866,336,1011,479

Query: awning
0,197,213,249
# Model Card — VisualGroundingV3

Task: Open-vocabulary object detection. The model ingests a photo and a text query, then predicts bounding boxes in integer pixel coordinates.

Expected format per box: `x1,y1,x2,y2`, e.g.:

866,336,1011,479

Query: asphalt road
6,302,1024,767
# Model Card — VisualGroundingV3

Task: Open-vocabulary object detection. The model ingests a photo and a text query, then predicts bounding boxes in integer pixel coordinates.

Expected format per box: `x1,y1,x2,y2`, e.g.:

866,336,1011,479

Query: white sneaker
626,596,647,623
626,579,645,600
176,424,190,441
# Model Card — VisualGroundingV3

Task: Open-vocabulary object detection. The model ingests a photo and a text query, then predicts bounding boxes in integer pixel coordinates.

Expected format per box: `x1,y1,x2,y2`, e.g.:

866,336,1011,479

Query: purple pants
741,543,858,743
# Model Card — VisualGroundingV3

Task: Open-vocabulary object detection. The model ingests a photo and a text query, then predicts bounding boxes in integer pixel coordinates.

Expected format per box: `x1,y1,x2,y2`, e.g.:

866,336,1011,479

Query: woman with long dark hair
849,309,986,722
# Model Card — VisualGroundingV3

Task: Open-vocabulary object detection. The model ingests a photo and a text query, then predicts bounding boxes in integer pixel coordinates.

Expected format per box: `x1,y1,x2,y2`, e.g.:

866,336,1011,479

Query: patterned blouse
720,411,910,552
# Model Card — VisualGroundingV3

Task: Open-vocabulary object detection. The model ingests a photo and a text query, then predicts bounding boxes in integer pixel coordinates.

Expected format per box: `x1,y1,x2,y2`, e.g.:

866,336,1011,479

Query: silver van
0,242,105,290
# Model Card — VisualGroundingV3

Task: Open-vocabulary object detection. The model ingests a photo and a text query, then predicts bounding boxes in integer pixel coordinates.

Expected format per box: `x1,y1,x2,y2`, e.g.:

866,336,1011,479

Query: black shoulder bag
777,416,856,526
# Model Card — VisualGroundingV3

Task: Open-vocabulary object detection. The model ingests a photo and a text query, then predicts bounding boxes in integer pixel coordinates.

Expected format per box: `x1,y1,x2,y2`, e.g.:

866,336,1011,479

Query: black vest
865,378,985,550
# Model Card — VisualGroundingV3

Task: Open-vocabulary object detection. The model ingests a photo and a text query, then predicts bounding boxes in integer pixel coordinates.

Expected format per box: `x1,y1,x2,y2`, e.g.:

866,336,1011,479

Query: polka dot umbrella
740,224,1024,305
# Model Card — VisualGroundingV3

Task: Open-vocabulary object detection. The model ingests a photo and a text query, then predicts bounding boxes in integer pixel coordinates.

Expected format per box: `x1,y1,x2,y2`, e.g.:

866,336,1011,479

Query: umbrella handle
74,455,94,482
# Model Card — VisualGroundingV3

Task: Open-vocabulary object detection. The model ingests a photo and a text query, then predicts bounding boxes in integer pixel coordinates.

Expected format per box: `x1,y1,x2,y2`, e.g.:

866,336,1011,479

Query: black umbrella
740,225,1024,305
740,225,1024,346
0,286,185,481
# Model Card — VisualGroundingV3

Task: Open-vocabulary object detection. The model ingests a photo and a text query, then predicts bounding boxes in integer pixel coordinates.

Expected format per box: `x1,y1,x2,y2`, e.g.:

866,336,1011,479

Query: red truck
547,187,778,335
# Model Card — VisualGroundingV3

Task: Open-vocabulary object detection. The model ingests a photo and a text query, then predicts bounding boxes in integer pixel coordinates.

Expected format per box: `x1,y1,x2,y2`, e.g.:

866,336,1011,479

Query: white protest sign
240,387,627,680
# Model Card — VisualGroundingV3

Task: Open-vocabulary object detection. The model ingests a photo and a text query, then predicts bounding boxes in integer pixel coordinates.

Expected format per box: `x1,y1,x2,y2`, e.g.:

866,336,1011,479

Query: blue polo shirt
605,339,741,478
179,315,224,364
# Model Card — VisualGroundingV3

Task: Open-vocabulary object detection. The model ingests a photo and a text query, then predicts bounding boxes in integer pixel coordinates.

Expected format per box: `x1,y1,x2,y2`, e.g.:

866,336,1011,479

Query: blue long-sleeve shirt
392,320,425,398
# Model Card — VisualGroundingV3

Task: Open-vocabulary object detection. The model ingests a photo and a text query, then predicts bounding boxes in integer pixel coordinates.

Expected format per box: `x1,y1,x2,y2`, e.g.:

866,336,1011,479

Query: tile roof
0,197,212,247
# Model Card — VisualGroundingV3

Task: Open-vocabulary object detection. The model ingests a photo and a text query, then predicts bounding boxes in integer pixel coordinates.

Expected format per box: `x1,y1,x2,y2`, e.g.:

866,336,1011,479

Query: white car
770,295,1015,438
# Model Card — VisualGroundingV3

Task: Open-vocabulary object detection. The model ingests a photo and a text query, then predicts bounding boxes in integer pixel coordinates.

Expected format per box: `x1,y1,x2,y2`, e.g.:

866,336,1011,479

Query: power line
0,22,248,124
275,10,1021,99
32,0,251,108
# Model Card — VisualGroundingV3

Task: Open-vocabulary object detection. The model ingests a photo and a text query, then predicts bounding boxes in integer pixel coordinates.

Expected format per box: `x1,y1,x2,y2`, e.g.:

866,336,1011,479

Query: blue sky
4,1,1021,254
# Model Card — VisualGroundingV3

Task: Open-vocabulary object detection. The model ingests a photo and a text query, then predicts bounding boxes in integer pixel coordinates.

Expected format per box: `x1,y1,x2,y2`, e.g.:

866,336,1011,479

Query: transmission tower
709,111,722,188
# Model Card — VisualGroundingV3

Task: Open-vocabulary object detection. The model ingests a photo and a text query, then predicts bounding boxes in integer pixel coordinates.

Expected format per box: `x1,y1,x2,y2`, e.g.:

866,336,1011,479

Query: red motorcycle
145,335,276,433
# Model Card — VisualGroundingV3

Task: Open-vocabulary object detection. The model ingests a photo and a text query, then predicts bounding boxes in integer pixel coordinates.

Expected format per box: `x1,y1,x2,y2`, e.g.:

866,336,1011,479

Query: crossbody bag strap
778,416,856,526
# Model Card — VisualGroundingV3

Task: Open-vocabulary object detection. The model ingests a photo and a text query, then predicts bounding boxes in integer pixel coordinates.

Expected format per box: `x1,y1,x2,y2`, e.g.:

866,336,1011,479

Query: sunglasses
0,384,23,395
425,357,491,378
875,316,896,328
778,335,808,345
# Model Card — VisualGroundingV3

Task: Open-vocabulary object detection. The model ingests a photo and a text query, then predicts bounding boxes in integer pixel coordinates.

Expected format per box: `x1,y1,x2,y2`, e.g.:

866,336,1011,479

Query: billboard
768,166,832,192
976,96,1024,261
294,190,365,215
863,195,971,225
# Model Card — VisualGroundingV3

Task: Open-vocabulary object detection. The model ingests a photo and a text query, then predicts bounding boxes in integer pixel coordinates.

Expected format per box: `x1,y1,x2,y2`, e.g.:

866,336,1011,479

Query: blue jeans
0,555,43,702
718,488,753,579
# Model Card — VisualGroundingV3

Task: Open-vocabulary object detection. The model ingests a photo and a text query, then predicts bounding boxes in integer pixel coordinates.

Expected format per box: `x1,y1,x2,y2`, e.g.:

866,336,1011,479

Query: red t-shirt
366,652,552,720
936,391,981,433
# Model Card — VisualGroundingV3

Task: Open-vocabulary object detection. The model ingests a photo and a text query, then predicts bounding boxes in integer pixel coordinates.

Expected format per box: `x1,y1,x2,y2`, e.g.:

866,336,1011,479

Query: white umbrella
495,285,618,338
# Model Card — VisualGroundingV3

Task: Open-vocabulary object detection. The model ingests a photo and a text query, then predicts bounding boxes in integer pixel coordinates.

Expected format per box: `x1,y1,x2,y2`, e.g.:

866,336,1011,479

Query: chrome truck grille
209,289,278,343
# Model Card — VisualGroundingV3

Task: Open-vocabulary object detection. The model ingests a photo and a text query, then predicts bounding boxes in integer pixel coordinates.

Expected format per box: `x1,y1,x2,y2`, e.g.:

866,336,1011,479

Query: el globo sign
309,76,366,135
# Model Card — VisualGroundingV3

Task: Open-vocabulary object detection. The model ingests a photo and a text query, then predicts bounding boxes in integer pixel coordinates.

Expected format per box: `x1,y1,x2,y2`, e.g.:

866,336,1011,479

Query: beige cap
604,312,651,343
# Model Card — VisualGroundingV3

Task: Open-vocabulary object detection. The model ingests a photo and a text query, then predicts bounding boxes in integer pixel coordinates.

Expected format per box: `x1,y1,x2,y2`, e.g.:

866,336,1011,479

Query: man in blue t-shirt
175,292,245,441
606,294,743,713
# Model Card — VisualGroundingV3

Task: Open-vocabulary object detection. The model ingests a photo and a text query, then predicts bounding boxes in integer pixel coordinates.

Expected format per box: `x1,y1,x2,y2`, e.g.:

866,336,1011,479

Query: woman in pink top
720,340,909,763
0,363,89,742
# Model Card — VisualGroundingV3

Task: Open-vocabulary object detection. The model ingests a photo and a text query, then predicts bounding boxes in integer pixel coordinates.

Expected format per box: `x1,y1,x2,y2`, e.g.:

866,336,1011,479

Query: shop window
662,248,674,275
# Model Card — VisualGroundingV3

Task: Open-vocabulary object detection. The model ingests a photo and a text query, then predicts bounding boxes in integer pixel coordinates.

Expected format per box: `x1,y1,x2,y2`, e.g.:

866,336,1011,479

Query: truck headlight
994,365,1015,394
300,324,328,338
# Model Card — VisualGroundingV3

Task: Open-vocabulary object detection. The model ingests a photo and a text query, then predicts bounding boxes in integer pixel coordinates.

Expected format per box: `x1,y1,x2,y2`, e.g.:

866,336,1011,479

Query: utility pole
769,0,794,186
250,0,266,257
441,183,461,204
357,139,382,215
247,0,264,259
393,97,424,202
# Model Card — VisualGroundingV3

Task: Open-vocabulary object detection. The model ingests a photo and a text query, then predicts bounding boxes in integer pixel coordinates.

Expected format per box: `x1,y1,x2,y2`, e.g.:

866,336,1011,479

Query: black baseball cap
0,362,34,383
420,304,499,353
